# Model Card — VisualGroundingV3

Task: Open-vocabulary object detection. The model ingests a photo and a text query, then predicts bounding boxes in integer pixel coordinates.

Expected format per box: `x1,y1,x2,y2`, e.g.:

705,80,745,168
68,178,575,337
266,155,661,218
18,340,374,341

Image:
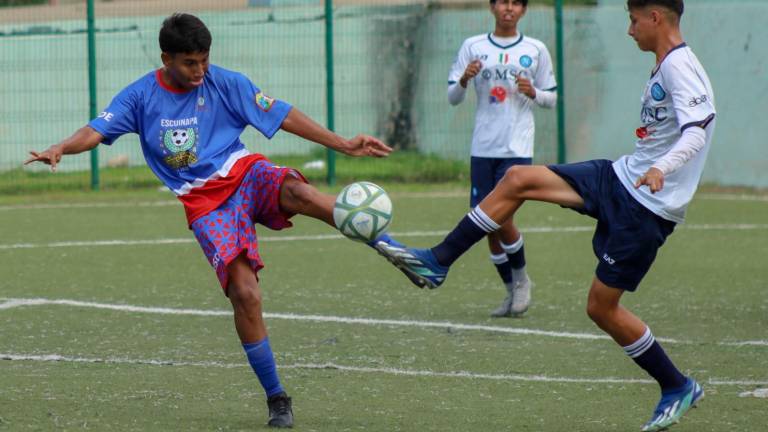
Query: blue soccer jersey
88,64,292,195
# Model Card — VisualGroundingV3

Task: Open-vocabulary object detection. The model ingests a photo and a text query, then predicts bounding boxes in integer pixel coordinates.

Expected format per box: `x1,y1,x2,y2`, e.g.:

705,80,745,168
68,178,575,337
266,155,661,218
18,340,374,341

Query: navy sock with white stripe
501,236,526,270
431,206,500,267
623,327,687,391
490,252,512,284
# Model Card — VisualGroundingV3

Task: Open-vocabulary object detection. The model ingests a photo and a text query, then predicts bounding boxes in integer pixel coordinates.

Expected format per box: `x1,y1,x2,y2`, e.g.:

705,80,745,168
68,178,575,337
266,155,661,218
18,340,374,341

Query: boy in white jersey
447,0,557,317
377,1,713,430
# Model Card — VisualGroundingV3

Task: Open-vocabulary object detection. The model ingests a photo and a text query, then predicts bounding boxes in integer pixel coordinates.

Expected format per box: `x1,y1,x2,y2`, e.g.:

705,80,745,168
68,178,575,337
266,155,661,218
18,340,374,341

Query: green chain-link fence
2,0,766,193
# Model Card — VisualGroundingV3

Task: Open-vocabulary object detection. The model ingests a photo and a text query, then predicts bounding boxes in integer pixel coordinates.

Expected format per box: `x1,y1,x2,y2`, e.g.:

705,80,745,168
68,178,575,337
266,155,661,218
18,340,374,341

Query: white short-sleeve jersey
613,44,716,223
449,33,557,158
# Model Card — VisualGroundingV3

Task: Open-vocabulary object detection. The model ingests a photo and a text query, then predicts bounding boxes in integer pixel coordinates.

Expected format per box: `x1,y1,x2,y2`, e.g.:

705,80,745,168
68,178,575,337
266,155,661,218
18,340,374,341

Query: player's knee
228,281,263,309
499,165,528,198
586,298,609,324
281,177,316,208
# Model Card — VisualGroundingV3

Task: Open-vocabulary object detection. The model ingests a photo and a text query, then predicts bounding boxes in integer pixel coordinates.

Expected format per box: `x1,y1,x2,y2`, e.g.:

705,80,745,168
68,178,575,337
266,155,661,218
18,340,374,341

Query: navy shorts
547,159,676,291
470,156,532,208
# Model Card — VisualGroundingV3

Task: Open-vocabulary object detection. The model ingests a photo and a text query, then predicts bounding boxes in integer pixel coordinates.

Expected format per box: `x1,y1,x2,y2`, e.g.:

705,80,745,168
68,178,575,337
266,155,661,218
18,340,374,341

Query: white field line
697,193,768,202
0,192,461,212
0,200,179,211
1,191,766,212
0,297,615,342
2,223,768,251
720,340,768,347
2,352,766,387
2,297,764,348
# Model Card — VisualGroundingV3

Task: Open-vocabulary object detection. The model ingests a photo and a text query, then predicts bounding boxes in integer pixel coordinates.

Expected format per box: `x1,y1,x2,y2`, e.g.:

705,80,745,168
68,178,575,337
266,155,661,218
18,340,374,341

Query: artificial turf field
1,184,766,431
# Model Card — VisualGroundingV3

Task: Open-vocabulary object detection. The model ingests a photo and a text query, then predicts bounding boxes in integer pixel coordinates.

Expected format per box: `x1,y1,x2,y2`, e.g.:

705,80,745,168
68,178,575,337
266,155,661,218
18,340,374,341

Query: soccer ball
333,181,392,243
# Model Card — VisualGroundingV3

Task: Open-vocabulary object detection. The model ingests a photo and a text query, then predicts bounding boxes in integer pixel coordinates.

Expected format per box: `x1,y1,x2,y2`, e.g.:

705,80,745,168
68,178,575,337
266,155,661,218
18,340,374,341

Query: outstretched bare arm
280,108,392,158
24,126,104,172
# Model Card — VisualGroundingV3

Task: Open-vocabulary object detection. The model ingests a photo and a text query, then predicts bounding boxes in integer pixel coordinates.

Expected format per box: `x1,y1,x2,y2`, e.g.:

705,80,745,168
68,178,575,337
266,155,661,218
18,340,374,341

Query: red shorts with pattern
190,160,306,292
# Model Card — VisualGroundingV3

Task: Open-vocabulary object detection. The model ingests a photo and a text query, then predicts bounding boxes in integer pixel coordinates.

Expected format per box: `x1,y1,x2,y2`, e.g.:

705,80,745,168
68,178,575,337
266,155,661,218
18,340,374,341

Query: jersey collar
651,42,687,78
487,32,523,50
156,69,192,94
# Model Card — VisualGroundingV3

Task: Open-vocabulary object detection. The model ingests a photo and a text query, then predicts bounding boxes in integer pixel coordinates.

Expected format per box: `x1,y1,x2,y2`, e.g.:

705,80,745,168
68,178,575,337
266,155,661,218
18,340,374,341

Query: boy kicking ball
377,1,713,430
25,13,400,429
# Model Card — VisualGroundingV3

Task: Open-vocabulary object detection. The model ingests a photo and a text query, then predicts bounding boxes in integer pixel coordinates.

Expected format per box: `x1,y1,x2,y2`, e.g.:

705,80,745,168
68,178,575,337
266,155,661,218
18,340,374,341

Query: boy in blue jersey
448,0,557,317
377,1,713,430
26,13,394,429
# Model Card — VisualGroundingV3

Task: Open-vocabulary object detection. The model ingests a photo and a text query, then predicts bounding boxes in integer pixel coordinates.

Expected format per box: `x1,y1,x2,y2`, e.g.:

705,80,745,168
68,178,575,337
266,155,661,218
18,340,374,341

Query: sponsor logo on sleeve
255,92,275,112
688,94,708,107
98,111,114,122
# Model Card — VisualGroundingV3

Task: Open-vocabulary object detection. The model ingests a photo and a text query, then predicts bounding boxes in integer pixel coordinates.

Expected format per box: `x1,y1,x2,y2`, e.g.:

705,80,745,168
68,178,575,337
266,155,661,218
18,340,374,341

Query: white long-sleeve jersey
613,44,716,223
448,33,557,158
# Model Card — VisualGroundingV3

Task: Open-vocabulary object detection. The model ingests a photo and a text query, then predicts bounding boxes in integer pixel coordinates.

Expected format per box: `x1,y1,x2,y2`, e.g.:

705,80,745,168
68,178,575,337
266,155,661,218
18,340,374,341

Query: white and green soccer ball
333,181,392,243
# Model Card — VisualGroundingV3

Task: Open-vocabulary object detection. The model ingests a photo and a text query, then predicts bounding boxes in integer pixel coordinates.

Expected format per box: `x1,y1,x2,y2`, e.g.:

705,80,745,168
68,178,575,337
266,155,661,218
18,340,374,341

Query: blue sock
502,236,526,270
491,253,513,284
432,207,499,267
243,337,284,398
624,328,687,391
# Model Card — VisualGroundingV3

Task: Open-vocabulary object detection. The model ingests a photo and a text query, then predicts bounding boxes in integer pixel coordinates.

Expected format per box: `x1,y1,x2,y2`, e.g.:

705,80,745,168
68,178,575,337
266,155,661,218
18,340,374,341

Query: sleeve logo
651,83,666,101
255,92,275,112
688,95,708,107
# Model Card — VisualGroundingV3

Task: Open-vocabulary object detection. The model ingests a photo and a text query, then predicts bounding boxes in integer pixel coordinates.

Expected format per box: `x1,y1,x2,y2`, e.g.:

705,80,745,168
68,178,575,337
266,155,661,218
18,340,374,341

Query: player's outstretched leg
587,279,701,431
375,205,499,289
278,176,412,275
228,254,294,428
378,165,577,290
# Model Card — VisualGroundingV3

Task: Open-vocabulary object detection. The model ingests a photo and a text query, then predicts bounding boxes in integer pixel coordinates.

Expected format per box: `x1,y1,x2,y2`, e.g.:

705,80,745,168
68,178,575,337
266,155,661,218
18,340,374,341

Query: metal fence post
325,0,337,186
555,0,566,164
87,0,100,190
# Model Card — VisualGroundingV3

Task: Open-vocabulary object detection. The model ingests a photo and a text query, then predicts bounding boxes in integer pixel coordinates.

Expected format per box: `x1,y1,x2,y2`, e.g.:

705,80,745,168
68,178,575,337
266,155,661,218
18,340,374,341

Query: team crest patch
519,55,533,68
651,83,666,101
255,92,275,112
162,128,198,169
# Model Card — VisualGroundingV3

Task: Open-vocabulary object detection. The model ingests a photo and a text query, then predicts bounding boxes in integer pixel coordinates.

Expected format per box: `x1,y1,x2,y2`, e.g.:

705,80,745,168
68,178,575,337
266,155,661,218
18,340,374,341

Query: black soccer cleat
266,392,294,428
